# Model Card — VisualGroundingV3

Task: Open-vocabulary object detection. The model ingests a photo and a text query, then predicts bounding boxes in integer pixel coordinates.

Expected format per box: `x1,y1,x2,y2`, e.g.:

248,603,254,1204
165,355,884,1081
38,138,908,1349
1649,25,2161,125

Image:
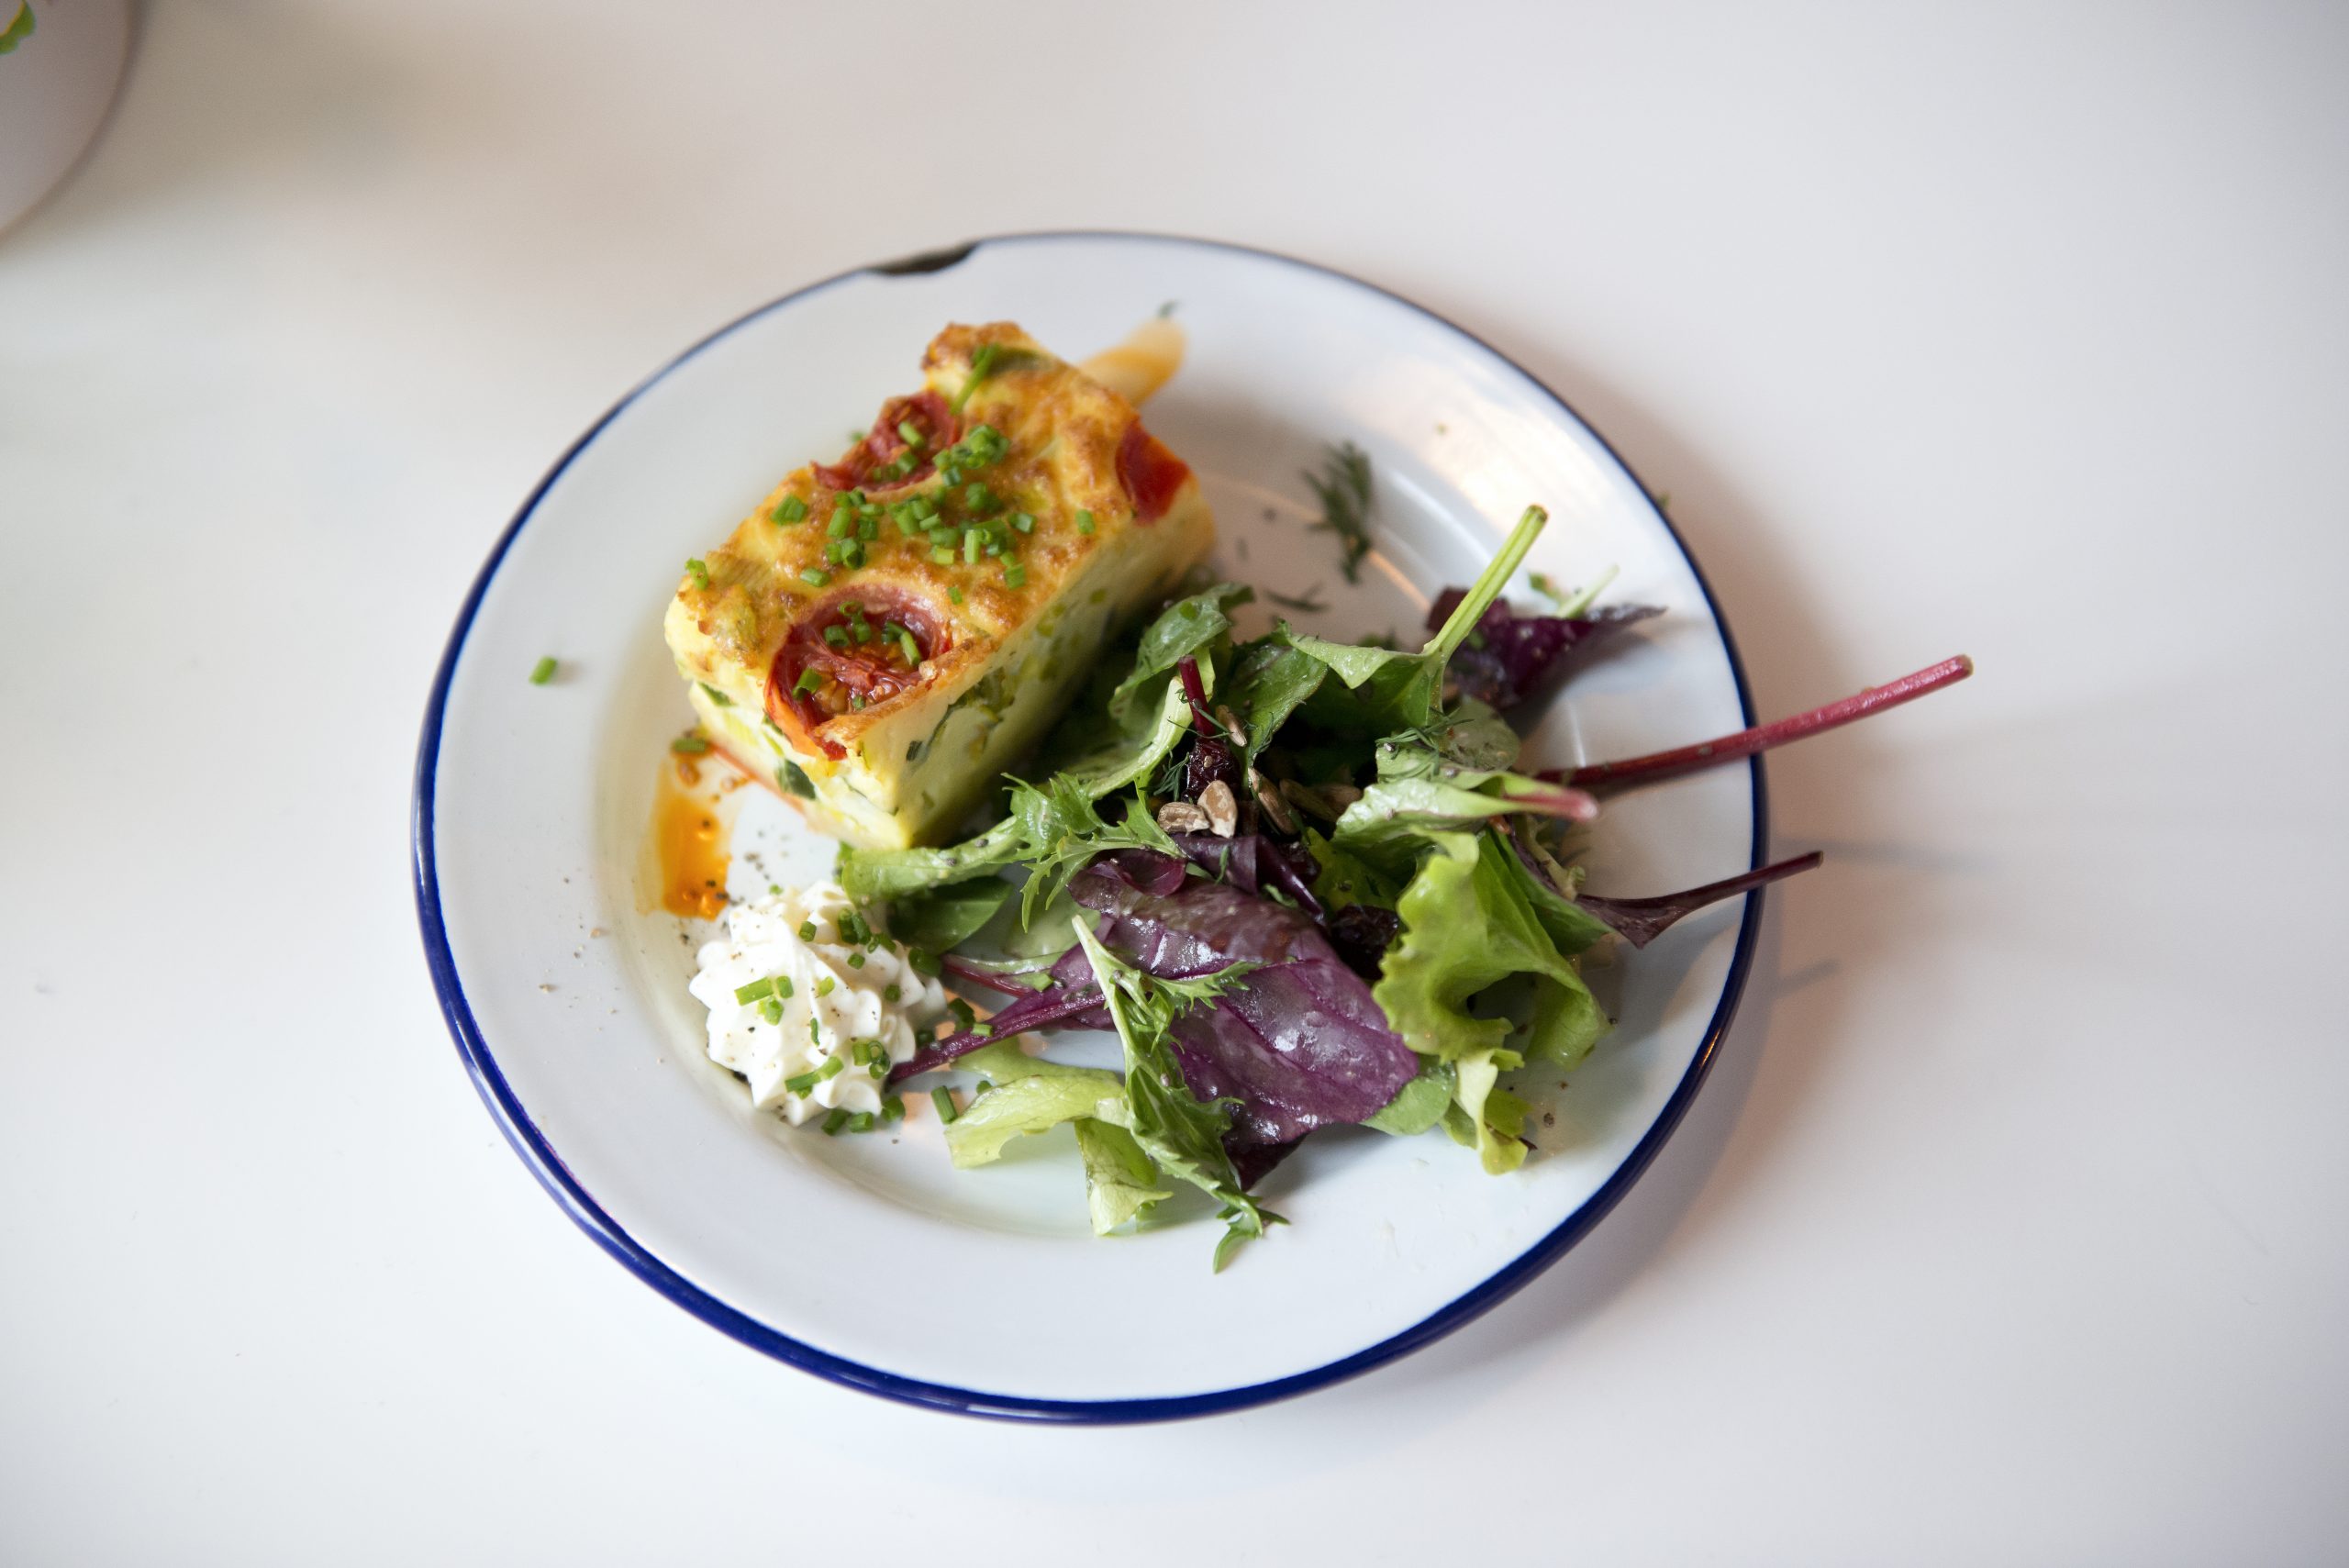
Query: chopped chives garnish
849,695,864,711
827,512,855,539
773,495,808,523
899,630,919,666
1003,562,1027,589
930,1087,958,1123
759,997,784,1024
963,529,982,564
1074,509,1096,534
1010,512,1033,534
793,669,823,696
808,1017,821,1044
733,975,796,1004
528,656,558,685
948,586,964,605
883,1095,906,1123
949,999,976,1031
685,558,710,590
963,483,987,509
896,419,924,447
822,1108,851,1135
697,681,731,706
930,547,955,565
670,734,709,754
848,1112,875,1133
798,920,817,940
818,1055,844,1080
884,984,901,1003
824,625,849,648
815,974,835,996
785,1069,820,1095
848,951,865,969
800,567,830,587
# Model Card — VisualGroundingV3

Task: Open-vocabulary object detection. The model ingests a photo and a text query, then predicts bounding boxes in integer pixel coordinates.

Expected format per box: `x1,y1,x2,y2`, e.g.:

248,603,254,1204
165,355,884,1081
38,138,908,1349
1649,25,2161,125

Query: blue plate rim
411,228,1767,1423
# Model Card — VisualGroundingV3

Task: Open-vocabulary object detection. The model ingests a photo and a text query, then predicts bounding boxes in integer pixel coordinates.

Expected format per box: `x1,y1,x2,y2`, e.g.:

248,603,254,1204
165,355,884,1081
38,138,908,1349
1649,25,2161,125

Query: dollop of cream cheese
687,883,949,1124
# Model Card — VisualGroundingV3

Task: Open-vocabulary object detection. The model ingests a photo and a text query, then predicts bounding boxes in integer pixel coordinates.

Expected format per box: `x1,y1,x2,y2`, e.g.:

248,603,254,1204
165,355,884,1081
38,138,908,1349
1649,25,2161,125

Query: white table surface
6,3,2345,1562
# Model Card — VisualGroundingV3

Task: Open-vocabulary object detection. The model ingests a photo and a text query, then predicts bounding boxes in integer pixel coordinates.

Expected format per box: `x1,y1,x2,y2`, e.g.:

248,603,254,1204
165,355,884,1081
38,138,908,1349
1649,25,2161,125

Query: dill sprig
1303,441,1374,584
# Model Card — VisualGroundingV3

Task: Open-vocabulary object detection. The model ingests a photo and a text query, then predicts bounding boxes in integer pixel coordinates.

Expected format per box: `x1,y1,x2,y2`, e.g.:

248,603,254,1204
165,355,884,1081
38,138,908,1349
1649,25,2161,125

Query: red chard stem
1563,656,1973,789
1579,851,1824,948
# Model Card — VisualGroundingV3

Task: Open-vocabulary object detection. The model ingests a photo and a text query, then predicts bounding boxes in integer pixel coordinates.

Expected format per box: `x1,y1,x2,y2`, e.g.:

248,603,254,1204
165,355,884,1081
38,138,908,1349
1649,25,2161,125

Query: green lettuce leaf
885,877,1015,953
940,1041,1122,1163
1222,640,1327,763
1444,1046,1532,1173
1373,833,1609,1172
1330,762,1595,877
1285,506,1548,736
1108,583,1252,728
1303,828,1400,912
839,813,1028,902
1074,1118,1172,1233
1364,1060,1455,1135
1501,843,1614,957
1376,832,1608,1067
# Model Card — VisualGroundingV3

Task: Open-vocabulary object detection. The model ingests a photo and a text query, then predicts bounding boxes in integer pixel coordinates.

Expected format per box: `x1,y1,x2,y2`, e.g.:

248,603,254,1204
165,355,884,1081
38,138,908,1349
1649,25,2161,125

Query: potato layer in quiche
663,323,1215,849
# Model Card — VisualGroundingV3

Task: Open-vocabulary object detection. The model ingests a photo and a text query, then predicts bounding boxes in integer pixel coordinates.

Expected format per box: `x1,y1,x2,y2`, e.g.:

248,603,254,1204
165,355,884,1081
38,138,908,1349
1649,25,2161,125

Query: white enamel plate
414,232,1764,1420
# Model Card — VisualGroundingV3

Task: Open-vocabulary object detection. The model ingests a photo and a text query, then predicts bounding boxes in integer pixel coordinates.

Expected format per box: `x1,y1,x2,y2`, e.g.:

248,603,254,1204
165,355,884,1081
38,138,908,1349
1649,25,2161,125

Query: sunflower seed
1199,779,1239,838
1156,801,1211,833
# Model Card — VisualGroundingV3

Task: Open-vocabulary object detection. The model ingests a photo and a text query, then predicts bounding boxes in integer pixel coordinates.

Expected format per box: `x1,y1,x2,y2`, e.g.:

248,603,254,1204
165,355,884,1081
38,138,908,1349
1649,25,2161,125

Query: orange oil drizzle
653,755,730,919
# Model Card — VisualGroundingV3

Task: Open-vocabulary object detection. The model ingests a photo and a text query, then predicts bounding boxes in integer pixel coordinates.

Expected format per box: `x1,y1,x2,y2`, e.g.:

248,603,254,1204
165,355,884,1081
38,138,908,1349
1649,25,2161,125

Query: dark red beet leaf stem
1579,851,1824,948
1561,655,1973,789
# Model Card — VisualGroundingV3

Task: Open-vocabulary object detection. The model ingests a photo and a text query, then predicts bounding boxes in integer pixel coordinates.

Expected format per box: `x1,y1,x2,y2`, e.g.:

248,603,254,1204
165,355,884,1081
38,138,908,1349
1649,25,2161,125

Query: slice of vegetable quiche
663,322,1215,849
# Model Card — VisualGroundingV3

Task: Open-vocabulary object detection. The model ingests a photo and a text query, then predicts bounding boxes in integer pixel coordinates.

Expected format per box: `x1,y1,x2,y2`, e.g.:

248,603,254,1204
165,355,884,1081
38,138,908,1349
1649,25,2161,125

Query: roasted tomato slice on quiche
662,322,1214,849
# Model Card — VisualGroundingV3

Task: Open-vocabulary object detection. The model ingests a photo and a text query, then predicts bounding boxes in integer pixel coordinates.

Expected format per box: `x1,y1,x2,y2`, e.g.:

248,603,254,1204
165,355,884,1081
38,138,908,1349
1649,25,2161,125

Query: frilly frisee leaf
838,662,1202,907
1008,778,1176,926
1070,917,1281,1270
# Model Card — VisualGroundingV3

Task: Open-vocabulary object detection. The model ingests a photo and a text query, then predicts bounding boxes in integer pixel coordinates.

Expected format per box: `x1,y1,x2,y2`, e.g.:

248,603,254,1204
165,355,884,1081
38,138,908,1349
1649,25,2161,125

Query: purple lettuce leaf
1071,867,1419,1149
896,861,1419,1165
1326,903,1402,978
1166,832,1324,917
1425,589,1662,711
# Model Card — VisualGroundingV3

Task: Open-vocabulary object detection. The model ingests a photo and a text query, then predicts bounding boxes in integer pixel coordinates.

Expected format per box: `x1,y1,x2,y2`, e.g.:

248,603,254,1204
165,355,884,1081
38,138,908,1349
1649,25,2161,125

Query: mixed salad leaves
837,504,1970,1268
